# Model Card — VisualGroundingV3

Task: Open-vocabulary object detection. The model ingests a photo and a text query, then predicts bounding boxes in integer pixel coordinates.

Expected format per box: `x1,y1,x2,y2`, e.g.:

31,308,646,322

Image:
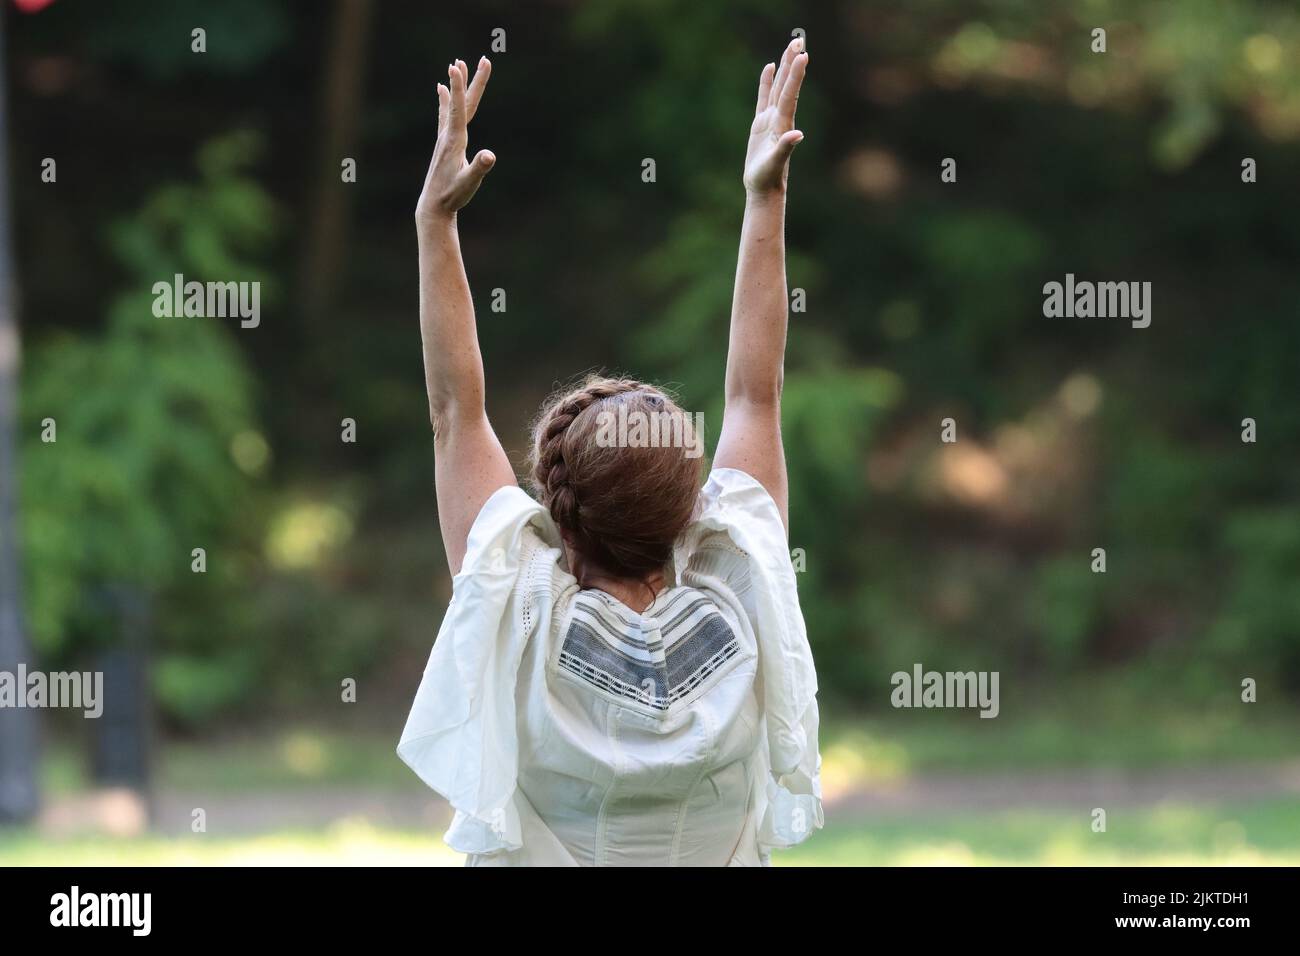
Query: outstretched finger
449,62,467,135
770,37,802,108
755,62,775,116
435,82,450,135
777,51,808,126
466,56,492,121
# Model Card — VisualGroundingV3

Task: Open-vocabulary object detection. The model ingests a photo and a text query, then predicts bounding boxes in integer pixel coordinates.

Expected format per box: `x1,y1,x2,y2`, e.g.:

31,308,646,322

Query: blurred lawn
34,691,1300,796
16,694,1296,866
780,798,1300,866
3,798,1297,865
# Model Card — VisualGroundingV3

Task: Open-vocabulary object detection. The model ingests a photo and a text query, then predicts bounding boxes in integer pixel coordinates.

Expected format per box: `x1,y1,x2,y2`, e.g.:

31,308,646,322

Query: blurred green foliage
20,134,271,721
10,0,1300,726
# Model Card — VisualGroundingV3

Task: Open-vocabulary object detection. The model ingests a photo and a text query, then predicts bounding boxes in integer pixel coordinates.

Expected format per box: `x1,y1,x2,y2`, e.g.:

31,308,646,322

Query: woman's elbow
725,370,784,408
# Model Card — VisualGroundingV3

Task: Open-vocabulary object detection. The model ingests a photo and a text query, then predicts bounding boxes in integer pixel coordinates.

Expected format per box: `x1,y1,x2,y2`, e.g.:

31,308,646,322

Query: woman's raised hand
416,56,494,226
743,38,808,195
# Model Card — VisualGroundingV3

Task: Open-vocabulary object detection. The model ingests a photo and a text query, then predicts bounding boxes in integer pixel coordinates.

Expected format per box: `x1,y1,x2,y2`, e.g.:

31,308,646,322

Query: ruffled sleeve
677,468,824,850
396,483,558,856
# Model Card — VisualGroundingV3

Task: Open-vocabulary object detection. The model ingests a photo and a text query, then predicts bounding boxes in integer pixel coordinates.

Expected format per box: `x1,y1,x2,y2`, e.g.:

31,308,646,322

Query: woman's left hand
743,38,808,195
416,56,495,227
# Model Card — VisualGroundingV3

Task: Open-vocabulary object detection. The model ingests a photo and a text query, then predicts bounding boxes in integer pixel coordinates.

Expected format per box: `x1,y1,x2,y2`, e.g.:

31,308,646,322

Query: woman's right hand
416,56,494,228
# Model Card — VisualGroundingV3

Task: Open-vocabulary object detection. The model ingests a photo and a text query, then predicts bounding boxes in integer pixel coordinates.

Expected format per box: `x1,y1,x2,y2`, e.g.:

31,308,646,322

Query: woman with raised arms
398,38,821,866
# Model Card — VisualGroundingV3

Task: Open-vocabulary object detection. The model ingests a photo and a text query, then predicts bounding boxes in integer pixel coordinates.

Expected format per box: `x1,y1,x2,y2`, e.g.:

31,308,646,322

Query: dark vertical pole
90,588,152,805
0,2,42,824
299,0,374,317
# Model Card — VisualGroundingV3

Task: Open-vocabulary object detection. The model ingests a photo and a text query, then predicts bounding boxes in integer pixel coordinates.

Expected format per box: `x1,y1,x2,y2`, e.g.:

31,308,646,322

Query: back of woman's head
530,375,703,581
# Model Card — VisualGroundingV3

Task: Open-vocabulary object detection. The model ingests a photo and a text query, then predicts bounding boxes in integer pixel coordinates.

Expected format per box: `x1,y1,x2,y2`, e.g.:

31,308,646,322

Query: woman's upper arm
433,411,518,575
711,397,788,532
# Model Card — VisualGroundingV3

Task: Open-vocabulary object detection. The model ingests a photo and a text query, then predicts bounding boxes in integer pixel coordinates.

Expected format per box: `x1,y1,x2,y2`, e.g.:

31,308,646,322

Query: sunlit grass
780,797,1300,866
0,820,461,866
23,689,1297,866
5,798,1297,867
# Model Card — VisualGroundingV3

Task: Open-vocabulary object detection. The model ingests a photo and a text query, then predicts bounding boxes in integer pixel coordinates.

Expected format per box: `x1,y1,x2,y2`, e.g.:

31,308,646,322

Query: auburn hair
530,375,703,582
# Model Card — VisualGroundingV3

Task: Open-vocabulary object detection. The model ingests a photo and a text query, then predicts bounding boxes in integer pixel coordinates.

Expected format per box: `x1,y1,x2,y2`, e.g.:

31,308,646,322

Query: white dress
398,467,823,866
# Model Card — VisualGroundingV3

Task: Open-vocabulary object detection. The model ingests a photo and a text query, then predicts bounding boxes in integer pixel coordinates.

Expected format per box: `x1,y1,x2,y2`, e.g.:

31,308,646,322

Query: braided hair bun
530,375,703,581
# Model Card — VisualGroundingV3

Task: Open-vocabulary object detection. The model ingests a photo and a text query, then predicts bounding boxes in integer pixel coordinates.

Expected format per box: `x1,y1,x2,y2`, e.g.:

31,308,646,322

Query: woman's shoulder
696,467,784,519
675,467,791,598
516,522,574,601
456,484,564,578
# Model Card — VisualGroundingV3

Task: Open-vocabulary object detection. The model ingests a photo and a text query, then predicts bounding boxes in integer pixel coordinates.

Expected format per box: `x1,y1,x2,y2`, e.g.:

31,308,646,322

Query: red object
13,0,57,12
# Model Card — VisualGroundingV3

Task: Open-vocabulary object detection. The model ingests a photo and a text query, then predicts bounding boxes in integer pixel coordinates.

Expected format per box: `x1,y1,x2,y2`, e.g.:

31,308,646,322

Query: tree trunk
299,0,375,317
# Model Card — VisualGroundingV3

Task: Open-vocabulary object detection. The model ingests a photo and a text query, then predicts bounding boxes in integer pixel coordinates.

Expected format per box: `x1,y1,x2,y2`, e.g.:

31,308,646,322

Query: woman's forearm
417,215,486,429
725,189,788,404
